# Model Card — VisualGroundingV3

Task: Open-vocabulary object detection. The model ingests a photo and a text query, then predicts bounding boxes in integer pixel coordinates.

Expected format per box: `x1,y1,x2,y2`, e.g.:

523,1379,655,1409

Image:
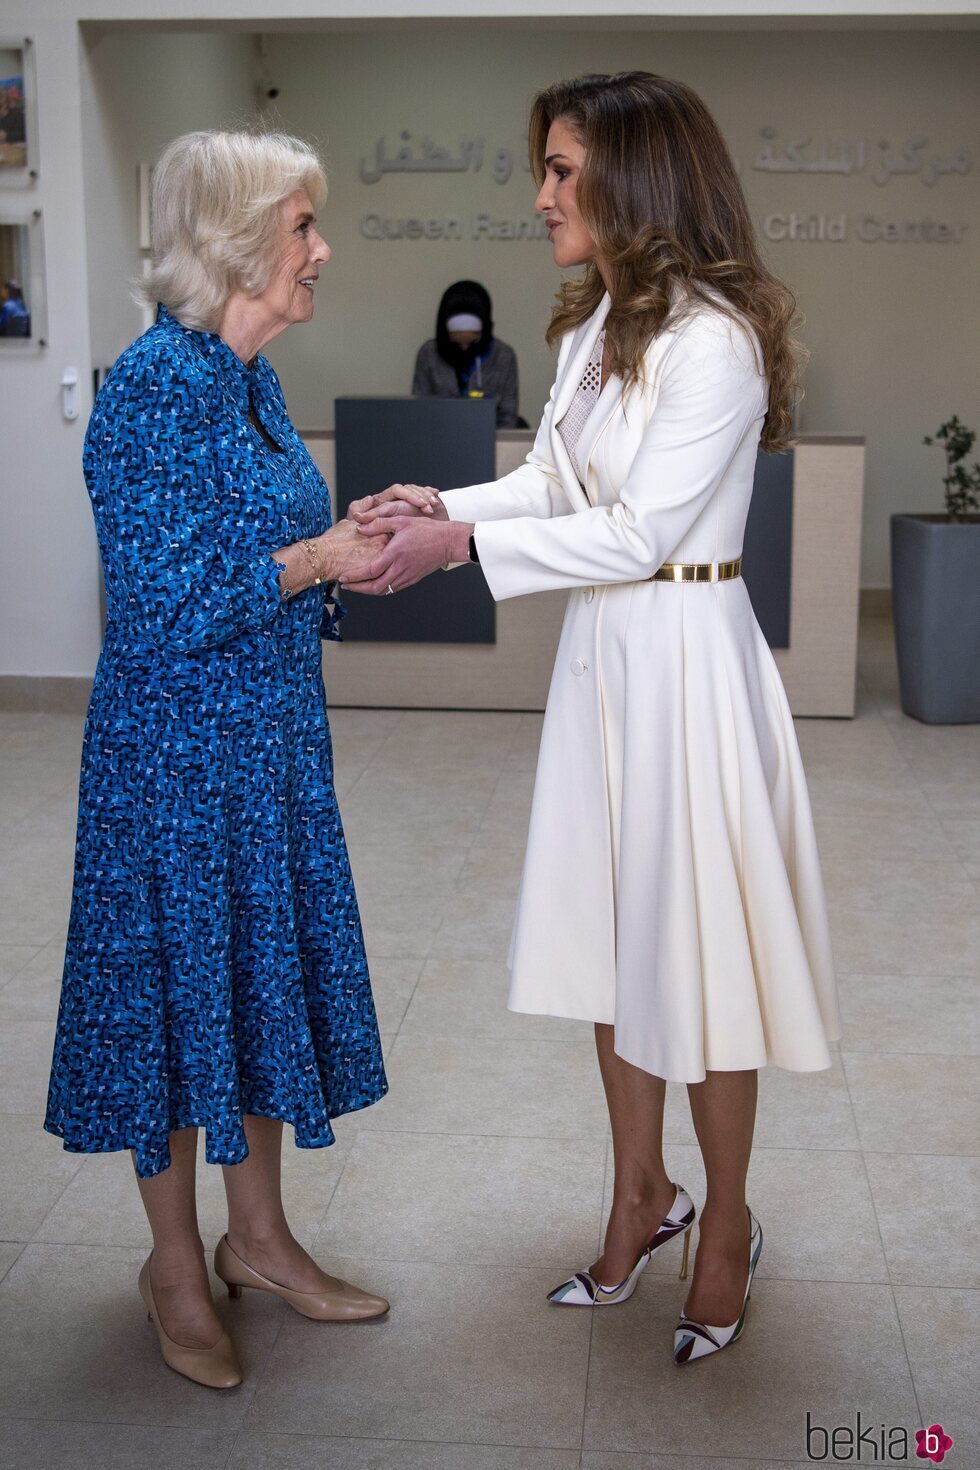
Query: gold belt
648,557,742,584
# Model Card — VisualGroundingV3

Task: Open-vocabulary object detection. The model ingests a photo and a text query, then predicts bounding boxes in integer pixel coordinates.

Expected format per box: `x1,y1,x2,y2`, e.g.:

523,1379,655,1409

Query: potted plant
891,416,980,723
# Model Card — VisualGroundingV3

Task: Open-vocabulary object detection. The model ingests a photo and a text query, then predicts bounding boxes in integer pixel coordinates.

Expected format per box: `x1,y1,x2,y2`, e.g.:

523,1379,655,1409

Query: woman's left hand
348,484,444,523
341,516,474,595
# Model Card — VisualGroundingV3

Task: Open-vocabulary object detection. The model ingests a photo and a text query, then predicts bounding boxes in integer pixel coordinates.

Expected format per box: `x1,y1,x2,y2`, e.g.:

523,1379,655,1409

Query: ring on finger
386,584,395,595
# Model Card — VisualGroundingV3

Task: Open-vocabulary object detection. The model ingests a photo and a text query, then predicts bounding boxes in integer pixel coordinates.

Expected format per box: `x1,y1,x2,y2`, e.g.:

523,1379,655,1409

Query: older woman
44,130,413,1389
348,73,841,1365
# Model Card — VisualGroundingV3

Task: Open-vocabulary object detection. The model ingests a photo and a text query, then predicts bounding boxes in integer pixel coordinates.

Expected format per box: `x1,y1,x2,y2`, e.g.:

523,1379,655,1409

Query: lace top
557,330,605,484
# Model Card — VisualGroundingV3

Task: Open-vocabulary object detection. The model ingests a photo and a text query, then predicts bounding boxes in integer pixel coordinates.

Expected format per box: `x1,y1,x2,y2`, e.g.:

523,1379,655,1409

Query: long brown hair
529,72,804,452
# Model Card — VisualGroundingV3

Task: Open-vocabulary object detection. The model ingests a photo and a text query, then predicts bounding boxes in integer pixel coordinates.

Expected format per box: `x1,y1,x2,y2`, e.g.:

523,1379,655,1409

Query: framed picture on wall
0,209,47,348
0,37,37,185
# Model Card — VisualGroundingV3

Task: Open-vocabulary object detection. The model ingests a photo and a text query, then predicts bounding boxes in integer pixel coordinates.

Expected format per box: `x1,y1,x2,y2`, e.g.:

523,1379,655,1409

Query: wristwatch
468,533,480,564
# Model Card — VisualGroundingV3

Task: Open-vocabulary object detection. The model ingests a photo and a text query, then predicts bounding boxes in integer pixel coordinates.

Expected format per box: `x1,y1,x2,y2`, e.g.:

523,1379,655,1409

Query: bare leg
135,1127,223,1348
684,1069,757,1324
221,1114,343,1294
590,1023,678,1286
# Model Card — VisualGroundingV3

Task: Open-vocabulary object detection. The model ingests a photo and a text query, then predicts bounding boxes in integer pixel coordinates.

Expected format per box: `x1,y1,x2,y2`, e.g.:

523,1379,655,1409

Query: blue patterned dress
45,307,387,1178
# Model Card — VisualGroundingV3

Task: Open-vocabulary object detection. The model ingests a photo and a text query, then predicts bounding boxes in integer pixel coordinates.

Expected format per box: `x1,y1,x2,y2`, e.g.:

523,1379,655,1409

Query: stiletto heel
548,1183,696,1307
674,1208,763,1365
679,1224,692,1281
214,1235,389,1322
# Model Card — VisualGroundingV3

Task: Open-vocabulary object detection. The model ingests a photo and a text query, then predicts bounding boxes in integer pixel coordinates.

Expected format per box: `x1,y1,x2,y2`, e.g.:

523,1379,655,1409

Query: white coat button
584,586,595,602
570,659,587,676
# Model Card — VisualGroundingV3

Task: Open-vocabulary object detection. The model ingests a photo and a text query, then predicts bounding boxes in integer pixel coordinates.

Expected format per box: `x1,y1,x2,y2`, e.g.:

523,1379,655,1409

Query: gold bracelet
301,537,324,585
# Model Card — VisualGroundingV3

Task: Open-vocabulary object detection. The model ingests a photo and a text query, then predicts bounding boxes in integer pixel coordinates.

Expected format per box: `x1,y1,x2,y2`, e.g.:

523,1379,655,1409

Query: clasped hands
338,484,475,596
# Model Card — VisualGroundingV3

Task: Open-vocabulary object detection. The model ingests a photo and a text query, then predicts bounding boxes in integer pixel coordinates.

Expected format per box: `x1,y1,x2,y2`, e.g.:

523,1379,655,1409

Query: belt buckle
649,558,741,584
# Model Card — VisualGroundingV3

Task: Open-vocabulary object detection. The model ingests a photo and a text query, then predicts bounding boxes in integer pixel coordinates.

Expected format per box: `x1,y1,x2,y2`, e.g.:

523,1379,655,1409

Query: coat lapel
575,372,623,502
577,316,679,499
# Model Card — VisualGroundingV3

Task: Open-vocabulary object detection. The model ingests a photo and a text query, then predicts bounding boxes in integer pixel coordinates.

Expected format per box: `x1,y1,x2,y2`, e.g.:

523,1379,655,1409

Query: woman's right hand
324,519,392,582
349,484,447,524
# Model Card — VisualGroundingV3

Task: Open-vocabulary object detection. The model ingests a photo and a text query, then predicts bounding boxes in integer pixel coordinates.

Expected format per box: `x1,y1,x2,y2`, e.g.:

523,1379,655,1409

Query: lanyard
459,351,487,398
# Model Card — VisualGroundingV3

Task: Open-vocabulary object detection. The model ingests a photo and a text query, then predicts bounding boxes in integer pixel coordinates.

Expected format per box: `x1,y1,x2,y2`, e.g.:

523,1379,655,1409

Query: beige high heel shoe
214,1235,389,1322
138,1256,242,1390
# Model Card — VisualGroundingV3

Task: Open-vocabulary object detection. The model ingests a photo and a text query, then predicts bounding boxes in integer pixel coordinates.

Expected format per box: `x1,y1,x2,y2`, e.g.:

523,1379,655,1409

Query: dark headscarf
435,280,494,383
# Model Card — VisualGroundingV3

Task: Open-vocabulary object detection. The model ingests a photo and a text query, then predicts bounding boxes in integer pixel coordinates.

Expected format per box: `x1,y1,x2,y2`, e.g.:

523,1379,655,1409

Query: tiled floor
0,613,977,1470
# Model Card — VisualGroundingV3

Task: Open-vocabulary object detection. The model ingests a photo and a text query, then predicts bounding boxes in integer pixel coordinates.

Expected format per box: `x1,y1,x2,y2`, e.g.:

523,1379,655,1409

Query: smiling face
255,188,330,329
535,119,600,273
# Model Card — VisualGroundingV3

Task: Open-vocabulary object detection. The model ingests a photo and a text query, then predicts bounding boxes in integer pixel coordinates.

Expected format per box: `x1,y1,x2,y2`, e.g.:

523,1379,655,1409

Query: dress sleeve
100,351,285,654
320,591,347,642
439,334,574,523
471,315,768,600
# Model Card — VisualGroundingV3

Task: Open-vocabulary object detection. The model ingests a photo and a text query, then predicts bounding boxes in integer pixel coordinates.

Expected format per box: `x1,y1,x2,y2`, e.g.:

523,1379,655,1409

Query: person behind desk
412,279,522,427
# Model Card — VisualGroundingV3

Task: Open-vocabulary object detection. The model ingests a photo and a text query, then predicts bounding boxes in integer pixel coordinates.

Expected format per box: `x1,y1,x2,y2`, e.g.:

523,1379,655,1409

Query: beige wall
248,25,977,589
0,10,102,680
1,9,974,680
82,28,257,372
0,14,259,680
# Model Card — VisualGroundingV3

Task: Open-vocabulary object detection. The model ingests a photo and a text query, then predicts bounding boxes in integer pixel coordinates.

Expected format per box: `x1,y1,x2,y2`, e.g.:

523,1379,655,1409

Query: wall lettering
355,125,972,247
360,213,548,242
360,133,529,185
763,212,968,243
752,128,972,185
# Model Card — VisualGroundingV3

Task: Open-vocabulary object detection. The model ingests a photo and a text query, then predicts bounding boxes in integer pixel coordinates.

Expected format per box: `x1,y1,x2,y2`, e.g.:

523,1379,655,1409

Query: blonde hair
530,73,805,453
141,129,328,332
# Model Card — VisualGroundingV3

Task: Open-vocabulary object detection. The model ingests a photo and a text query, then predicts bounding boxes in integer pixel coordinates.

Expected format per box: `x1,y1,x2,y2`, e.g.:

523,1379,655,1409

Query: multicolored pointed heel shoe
673,1208,763,1364
547,1183,696,1308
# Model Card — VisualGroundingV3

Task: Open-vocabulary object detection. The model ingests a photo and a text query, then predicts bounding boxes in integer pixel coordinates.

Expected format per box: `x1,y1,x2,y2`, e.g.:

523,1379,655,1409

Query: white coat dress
440,293,841,1082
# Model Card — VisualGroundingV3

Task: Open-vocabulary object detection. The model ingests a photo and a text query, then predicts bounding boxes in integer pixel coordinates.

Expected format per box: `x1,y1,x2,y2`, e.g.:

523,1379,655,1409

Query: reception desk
303,430,865,719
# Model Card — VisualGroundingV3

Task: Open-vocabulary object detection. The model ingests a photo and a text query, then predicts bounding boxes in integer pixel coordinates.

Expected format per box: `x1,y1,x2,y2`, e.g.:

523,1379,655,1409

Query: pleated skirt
506,577,841,1081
